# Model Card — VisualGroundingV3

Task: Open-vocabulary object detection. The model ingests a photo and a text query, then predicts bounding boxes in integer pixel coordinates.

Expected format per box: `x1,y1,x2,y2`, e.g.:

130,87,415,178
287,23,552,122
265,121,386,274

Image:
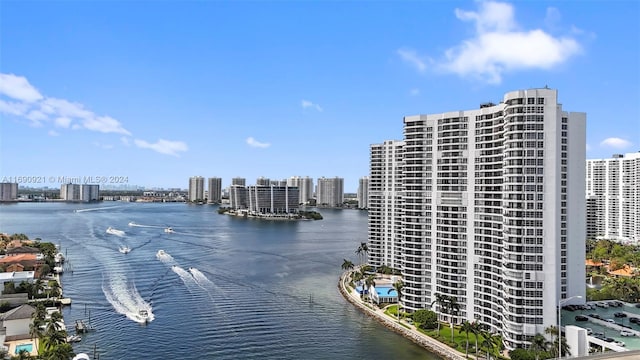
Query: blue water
376,286,397,297
14,343,33,354
0,202,440,360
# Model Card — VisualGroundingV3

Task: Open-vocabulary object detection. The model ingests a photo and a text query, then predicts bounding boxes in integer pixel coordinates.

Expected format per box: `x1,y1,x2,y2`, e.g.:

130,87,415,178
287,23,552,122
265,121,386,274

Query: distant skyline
1,1,638,192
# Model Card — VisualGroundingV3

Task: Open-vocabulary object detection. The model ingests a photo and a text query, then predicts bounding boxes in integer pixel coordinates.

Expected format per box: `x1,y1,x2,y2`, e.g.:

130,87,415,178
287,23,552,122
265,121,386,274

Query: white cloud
26,110,48,122
544,7,562,29
93,142,114,150
246,137,271,148
0,99,28,116
408,1,582,84
397,49,427,73
82,115,131,135
301,100,323,112
40,97,93,119
121,137,131,146
0,73,43,102
134,138,188,156
48,130,59,137
410,88,420,96
600,137,632,149
54,117,72,128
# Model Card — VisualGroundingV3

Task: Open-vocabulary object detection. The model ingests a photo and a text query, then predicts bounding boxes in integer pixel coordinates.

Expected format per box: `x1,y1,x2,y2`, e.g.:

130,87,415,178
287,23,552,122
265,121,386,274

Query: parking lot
562,301,640,351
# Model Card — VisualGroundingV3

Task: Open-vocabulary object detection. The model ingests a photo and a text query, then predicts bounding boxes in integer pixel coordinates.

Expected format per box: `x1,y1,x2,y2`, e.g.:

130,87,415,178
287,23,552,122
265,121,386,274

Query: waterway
0,202,440,359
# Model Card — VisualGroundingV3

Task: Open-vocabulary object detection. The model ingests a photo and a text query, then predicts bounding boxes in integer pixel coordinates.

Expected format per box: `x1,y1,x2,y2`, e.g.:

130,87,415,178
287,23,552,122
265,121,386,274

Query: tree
430,293,447,337
529,333,550,360
355,242,370,265
364,274,376,302
446,296,461,344
544,326,559,358
390,280,404,322
461,321,474,358
413,309,437,329
341,259,354,272
41,343,75,360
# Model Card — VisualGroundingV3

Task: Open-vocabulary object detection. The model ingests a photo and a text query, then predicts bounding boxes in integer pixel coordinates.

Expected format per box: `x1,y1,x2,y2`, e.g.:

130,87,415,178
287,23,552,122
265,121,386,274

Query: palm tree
40,343,74,360
460,321,474,358
355,242,369,265
390,280,404,322
470,321,481,356
529,333,550,360
430,293,447,337
446,296,461,344
544,325,559,358
341,259,354,272
364,274,376,302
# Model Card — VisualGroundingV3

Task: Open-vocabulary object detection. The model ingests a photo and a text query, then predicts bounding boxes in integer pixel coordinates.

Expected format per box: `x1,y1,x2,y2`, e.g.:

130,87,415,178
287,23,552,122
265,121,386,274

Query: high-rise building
208,177,222,204
232,177,246,186
316,177,344,207
369,88,586,349
287,176,314,204
256,177,271,186
60,183,99,202
247,185,299,214
0,183,18,202
229,185,247,209
368,141,404,270
188,176,205,202
357,176,370,209
586,152,640,242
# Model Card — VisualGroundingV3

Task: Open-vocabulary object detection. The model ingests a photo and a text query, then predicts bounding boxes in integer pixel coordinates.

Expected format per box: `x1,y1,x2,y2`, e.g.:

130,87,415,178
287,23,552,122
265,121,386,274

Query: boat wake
156,250,174,263
171,265,200,292
75,206,122,213
189,268,217,290
128,222,164,228
102,273,154,324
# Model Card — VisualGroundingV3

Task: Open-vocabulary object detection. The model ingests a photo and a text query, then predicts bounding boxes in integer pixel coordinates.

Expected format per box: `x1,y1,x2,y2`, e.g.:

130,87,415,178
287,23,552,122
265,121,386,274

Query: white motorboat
106,227,125,236
119,246,131,254
137,309,149,323
164,227,174,233
156,249,166,259
66,334,82,343
128,222,136,226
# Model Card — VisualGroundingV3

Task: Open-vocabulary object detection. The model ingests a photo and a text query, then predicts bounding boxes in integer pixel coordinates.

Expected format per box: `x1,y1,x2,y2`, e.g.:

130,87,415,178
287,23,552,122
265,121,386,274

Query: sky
1,1,639,192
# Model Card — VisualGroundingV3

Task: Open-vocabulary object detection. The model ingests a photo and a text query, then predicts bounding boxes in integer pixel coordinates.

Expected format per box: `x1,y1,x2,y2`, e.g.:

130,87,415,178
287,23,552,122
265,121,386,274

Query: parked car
635,303,640,308
575,315,589,321
589,314,602,319
614,312,627,318
586,328,593,335
630,317,640,324
605,319,615,323
608,301,621,307
620,330,634,337
615,340,626,347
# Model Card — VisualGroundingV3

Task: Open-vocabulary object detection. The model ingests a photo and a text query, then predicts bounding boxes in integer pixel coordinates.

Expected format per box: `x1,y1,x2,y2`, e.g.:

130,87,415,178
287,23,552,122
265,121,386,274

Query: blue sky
1,1,638,192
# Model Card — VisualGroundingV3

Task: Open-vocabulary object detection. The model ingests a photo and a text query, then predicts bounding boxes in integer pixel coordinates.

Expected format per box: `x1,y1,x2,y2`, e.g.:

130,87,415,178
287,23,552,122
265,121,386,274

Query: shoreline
338,271,468,360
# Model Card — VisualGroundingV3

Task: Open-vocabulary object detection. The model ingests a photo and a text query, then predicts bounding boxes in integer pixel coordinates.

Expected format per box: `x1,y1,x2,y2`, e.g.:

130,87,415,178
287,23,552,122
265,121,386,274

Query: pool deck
338,270,468,360
6,339,38,356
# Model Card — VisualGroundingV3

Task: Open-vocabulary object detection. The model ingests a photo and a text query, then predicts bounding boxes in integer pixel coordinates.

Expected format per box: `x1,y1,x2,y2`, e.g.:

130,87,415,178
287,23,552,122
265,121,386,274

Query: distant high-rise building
229,185,247,209
316,177,344,207
256,177,271,186
0,183,18,202
369,88,586,349
368,140,404,270
247,185,299,214
208,177,222,204
287,176,314,204
232,177,246,186
60,183,99,202
586,152,640,242
357,176,369,209
188,176,205,202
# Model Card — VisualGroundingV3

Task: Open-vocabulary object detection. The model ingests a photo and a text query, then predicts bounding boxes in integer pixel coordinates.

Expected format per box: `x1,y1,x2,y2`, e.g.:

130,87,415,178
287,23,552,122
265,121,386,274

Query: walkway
338,270,468,360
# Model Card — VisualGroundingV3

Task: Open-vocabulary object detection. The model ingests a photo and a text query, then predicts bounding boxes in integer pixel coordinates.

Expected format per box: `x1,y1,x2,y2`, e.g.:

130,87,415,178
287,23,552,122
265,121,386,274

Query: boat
128,222,136,226
164,227,174,233
156,249,166,259
54,252,65,264
106,227,125,236
66,334,82,343
118,246,131,254
138,309,149,323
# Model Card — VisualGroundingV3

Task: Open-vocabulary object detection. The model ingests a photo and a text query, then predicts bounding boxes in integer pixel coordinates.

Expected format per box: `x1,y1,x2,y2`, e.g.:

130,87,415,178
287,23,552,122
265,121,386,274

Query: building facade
369,88,586,349
357,176,369,209
247,185,299,214
0,183,18,202
188,176,205,202
316,177,344,207
368,140,405,270
231,177,246,186
60,184,99,202
287,176,314,204
586,152,640,242
208,177,222,204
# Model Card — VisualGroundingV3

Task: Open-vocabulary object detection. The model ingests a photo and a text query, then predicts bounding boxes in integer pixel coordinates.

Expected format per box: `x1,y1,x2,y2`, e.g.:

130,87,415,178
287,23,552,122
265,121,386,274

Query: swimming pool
14,343,33,354
375,286,397,297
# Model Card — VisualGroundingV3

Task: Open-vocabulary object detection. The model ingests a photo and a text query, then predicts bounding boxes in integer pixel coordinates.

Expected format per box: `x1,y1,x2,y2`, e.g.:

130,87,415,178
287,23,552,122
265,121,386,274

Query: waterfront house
1,304,35,338
0,271,35,289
